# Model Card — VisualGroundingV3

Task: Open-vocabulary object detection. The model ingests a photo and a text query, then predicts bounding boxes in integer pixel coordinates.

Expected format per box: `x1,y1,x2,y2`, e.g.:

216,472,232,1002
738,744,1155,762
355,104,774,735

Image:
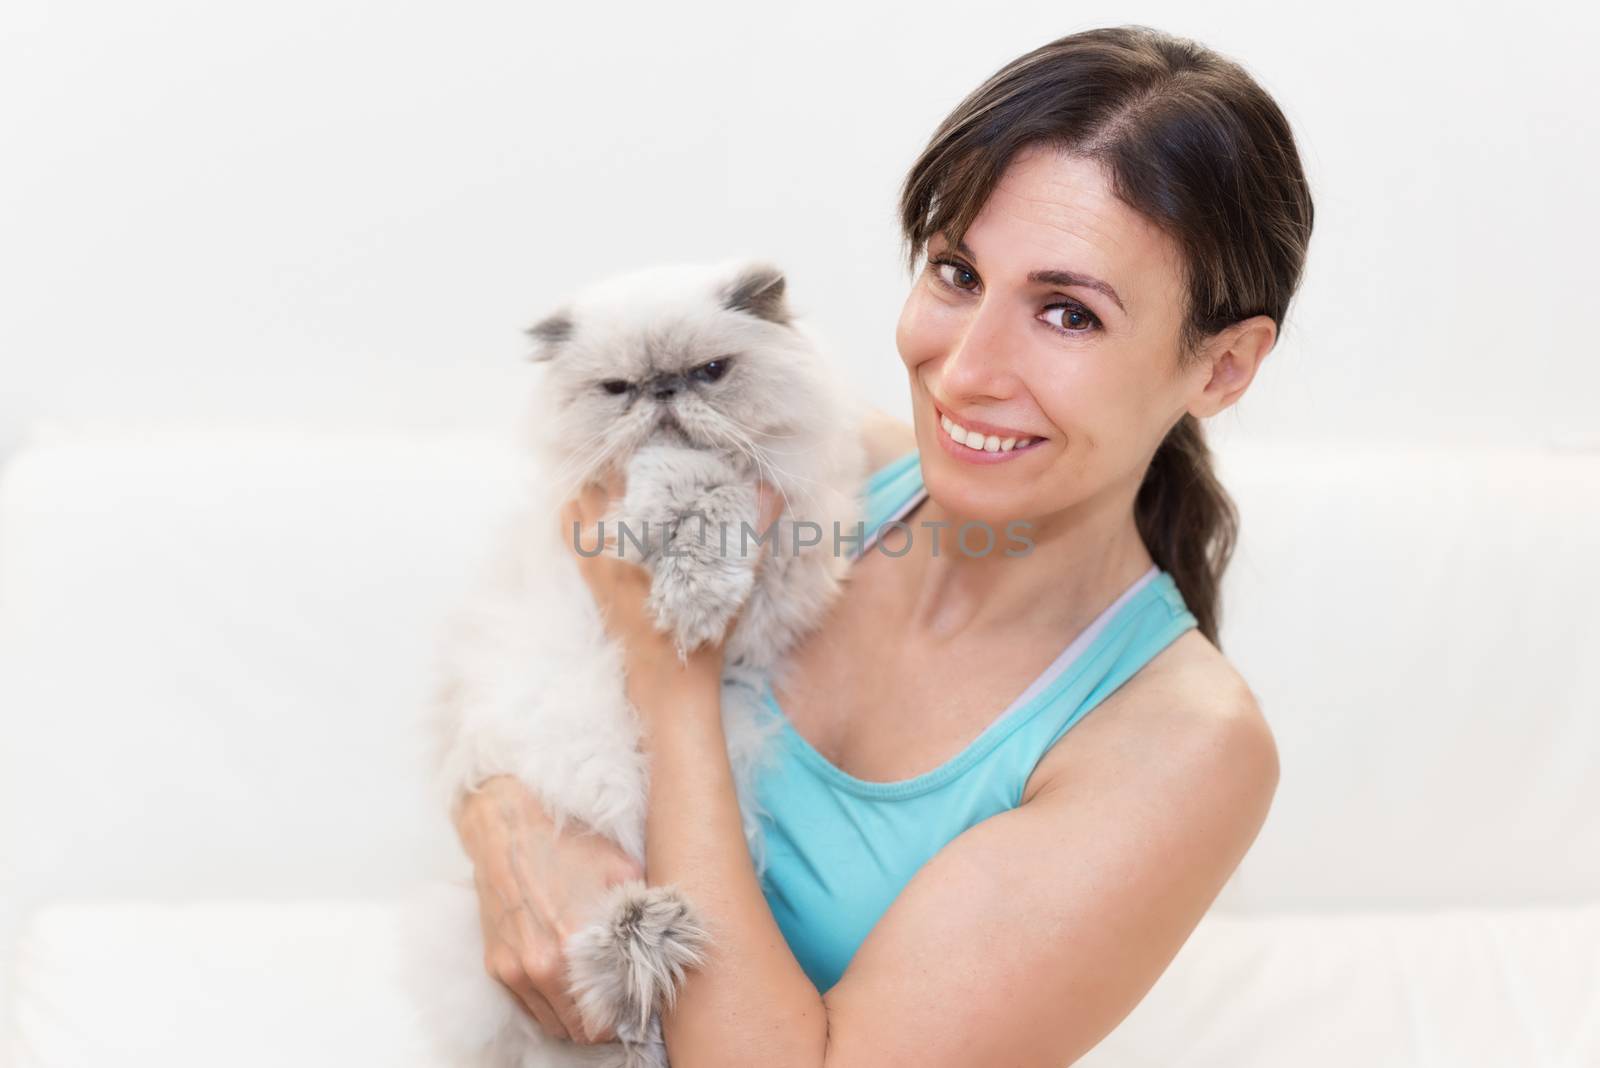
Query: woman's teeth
941,413,1037,453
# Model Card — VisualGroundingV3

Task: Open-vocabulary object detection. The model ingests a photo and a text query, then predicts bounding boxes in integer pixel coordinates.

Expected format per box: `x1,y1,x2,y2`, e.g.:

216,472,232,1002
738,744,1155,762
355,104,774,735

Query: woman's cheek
896,290,950,373
893,298,924,371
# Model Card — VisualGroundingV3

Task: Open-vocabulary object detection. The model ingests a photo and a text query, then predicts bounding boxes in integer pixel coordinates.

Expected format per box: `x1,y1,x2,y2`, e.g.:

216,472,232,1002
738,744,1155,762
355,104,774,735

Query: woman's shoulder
860,406,917,473
1025,629,1277,804
1121,631,1272,760
1148,630,1264,723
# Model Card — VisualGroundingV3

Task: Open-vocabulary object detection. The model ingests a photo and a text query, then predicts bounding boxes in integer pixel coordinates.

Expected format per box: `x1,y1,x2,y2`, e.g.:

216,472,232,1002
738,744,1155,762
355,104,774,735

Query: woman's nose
941,299,1018,396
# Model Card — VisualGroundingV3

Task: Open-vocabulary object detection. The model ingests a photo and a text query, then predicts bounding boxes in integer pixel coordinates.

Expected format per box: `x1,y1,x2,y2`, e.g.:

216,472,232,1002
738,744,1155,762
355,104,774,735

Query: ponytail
1134,413,1237,647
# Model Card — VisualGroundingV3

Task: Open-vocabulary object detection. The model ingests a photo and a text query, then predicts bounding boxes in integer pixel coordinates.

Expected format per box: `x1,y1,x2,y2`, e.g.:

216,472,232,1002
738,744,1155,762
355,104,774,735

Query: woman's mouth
933,400,1047,464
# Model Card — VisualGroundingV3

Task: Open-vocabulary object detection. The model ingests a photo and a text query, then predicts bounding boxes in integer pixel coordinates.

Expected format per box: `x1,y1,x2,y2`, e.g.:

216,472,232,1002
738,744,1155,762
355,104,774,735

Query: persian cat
401,258,867,1068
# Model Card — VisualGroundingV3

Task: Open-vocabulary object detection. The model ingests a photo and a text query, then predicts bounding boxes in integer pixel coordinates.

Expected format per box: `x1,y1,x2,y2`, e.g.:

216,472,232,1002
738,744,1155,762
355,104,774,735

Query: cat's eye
600,379,631,395
690,358,733,384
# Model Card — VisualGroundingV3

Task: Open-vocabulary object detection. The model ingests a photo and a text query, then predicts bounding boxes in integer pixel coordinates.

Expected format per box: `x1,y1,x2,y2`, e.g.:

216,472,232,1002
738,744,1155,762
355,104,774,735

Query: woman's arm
634,665,831,1063
820,699,1277,1066
563,473,1280,1068
635,664,1277,1068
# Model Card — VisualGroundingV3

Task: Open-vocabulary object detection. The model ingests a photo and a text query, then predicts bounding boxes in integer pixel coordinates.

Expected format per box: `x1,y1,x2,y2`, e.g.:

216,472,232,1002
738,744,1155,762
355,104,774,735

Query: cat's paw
616,446,745,563
564,881,710,1043
640,477,761,651
646,554,755,654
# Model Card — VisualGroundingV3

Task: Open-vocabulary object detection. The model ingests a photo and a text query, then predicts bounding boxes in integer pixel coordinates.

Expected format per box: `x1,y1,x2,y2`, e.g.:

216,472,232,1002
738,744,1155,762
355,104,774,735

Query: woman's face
895,145,1271,525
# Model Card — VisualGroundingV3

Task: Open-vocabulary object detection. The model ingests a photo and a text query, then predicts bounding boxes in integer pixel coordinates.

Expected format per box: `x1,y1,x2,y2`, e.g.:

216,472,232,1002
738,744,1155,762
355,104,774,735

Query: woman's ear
1189,314,1276,418
524,307,575,362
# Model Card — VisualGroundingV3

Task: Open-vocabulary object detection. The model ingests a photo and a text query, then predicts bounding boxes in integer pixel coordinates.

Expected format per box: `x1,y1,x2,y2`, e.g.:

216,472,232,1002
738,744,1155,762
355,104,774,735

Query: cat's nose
649,375,681,399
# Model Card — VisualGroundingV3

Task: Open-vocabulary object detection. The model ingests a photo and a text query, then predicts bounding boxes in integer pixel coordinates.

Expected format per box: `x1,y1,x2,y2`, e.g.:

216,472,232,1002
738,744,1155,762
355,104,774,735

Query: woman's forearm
640,673,829,1068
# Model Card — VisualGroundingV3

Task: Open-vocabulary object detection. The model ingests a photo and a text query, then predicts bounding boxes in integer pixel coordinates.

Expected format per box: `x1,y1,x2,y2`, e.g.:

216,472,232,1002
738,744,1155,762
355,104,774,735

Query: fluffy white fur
400,259,866,1068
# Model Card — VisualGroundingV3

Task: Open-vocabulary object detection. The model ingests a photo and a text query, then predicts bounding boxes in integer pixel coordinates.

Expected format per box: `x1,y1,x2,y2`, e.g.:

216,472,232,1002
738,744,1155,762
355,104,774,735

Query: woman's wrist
630,657,725,737
453,774,547,850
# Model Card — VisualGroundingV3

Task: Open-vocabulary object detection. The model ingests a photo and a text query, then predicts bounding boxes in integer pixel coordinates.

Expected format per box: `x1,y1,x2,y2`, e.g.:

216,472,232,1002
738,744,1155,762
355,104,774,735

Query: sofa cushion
1079,899,1600,1067
7,900,437,1067
9,898,1597,1067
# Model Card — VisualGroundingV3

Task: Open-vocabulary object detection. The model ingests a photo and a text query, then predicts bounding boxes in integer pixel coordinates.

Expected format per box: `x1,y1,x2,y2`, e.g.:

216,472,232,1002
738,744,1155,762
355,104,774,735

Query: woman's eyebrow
950,236,1127,315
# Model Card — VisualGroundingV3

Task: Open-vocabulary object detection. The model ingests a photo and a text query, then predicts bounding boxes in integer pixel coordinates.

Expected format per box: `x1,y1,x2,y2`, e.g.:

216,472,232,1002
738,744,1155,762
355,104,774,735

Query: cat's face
521,260,826,494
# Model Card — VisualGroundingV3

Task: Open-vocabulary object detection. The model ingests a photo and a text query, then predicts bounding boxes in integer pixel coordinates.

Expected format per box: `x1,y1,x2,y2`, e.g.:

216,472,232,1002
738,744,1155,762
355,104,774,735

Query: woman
453,24,1313,1066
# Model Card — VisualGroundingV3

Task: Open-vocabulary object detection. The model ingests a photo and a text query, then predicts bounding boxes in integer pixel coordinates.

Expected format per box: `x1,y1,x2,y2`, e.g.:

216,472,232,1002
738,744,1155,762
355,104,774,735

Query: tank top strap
858,448,924,540
987,569,1199,806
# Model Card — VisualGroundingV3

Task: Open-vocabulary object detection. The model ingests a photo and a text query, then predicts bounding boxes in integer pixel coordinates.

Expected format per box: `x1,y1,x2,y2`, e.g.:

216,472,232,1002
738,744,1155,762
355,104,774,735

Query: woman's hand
559,465,781,711
453,774,644,1044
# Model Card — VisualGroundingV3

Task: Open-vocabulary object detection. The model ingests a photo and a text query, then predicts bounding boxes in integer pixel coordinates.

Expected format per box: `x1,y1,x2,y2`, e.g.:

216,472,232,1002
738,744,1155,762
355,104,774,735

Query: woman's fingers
757,481,782,537
464,781,644,1047
562,482,633,560
514,947,588,1043
751,480,785,567
563,499,611,560
480,910,593,1043
573,467,623,530
474,869,572,1041
543,974,599,1046
507,971,571,1041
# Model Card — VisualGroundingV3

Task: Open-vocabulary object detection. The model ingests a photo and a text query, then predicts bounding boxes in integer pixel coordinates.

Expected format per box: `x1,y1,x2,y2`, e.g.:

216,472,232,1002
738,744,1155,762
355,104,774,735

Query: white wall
2,0,1596,461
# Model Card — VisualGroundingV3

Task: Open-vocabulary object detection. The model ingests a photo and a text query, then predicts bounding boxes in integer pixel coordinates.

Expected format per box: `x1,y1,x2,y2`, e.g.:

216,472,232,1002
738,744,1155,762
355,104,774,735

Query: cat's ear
524,308,575,362
719,262,792,327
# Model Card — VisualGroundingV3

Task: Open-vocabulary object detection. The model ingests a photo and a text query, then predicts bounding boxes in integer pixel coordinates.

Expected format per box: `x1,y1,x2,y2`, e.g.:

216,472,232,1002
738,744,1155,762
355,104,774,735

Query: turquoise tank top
752,448,1200,993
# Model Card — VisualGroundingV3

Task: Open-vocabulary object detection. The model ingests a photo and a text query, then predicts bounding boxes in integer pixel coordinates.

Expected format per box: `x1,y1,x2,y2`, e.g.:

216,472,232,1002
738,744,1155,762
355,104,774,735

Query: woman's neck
882,484,1155,647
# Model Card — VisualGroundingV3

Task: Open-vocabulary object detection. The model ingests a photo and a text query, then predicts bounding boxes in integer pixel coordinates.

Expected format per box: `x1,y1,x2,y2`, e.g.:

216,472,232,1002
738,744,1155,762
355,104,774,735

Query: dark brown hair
897,24,1314,647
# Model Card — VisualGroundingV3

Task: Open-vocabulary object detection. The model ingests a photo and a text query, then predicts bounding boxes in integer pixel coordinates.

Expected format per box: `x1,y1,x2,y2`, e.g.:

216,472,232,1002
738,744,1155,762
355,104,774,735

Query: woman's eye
600,379,631,395
690,357,733,384
930,257,979,292
931,253,1101,335
1043,303,1101,334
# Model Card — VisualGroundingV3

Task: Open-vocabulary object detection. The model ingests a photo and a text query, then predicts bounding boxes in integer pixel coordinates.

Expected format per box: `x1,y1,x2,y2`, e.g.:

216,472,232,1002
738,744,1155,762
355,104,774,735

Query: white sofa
1,426,1596,1067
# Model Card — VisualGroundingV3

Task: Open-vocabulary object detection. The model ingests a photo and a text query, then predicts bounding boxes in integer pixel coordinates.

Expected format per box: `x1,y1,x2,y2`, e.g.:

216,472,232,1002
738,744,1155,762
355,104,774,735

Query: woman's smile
931,396,1050,464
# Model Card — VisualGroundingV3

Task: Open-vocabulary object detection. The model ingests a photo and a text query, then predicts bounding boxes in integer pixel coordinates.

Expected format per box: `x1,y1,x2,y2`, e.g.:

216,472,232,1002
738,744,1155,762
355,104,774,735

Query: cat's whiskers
527,403,832,554
707,409,806,447
726,421,827,493
703,421,818,521
697,422,791,517
538,425,644,525
539,430,617,506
